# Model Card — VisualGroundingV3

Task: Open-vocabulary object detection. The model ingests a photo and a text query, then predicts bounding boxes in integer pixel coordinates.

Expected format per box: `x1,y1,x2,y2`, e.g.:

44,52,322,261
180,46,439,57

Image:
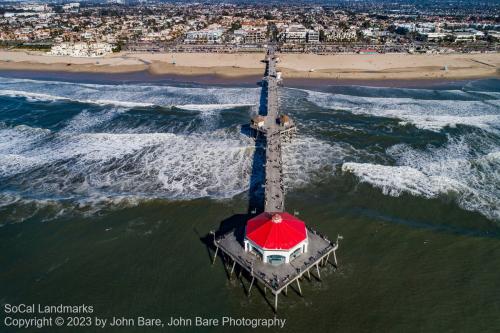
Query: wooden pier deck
263,45,285,213
213,227,338,291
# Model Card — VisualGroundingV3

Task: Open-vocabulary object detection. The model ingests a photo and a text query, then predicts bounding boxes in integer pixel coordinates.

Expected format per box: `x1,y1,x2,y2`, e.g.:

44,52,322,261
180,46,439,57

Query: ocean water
0,74,499,332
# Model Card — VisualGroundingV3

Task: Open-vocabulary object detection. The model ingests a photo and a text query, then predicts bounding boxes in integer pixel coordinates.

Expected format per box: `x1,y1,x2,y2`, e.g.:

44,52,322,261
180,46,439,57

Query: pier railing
263,45,285,213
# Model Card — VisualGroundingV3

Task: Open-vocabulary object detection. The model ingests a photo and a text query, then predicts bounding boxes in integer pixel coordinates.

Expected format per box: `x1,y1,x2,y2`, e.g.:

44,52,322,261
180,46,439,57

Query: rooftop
246,212,307,250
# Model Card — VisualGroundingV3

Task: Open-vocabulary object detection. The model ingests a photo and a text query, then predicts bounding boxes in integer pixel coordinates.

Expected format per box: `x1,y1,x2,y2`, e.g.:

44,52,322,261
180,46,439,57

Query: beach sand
0,50,498,80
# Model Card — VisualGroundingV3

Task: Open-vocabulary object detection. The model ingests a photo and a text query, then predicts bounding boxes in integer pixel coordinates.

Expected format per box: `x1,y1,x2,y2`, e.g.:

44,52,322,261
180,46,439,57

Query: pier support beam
230,261,236,277
316,263,321,280
248,276,255,296
296,278,302,296
212,247,218,265
333,250,338,267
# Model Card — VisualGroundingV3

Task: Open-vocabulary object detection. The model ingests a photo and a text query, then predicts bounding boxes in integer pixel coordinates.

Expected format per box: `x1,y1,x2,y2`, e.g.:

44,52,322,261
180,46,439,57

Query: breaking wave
0,89,155,107
342,133,500,220
303,89,500,132
0,77,260,110
1,76,499,223
0,124,255,200
175,104,255,111
282,135,356,187
0,89,259,112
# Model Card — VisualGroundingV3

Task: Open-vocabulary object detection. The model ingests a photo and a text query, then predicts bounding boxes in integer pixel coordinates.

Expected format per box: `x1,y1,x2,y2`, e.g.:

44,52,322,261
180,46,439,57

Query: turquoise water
0,74,499,332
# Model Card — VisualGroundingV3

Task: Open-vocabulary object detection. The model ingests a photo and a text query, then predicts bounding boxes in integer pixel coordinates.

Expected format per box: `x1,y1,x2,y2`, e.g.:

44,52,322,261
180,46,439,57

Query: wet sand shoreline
0,50,498,83
0,68,492,91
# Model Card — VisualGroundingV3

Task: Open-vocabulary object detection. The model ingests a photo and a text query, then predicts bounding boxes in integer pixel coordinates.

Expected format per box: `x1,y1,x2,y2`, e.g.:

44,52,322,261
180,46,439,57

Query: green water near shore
1,181,499,332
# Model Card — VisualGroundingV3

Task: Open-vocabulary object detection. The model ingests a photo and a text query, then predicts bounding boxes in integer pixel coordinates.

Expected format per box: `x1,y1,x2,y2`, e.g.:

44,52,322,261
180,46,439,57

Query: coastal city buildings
0,1,498,56
49,42,113,57
184,25,225,44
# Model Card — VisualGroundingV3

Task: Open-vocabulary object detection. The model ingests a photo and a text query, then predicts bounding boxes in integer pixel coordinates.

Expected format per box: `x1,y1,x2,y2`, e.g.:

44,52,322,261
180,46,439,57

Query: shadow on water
247,61,269,215
200,60,270,252
239,76,269,214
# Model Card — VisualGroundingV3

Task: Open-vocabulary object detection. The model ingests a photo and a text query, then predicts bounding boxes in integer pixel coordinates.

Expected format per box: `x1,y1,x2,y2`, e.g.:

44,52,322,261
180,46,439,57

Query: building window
250,246,263,260
290,247,302,261
267,255,286,266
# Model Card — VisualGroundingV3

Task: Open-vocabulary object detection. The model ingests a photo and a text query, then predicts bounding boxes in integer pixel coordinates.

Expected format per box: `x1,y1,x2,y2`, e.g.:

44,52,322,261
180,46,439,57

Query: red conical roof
246,212,307,250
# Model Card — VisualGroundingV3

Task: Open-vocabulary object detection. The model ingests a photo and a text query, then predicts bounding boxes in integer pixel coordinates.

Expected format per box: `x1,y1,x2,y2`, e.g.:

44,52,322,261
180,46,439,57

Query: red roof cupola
246,212,307,250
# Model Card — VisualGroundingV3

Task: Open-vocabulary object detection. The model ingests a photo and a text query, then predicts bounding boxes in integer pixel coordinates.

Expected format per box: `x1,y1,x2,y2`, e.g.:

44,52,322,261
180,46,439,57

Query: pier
212,227,339,312
263,44,284,212
209,43,339,313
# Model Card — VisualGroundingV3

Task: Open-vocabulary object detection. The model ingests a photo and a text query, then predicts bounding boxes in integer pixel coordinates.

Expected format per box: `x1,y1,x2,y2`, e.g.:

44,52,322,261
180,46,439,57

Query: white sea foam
342,163,465,197
0,154,41,177
304,89,500,132
282,135,354,187
62,108,128,133
0,78,260,110
90,99,154,108
0,88,258,111
0,125,51,154
0,193,75,224
2,77,499,222
466,90,500,99
0,125,255,199
334,86,500,100
0,77,259,203
0,122,349,205
0,89,68,102
0,193,22,208
342,134,500,220
0,89,156,107
175,103,254,111
0,192,176,224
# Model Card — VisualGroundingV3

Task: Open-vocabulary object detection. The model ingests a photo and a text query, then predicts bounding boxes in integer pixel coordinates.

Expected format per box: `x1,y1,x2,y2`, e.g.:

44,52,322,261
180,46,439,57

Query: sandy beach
0,50,498,80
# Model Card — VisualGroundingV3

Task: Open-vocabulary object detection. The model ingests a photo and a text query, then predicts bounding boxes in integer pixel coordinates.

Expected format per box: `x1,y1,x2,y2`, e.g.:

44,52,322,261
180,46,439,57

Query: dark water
0,74,499,332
